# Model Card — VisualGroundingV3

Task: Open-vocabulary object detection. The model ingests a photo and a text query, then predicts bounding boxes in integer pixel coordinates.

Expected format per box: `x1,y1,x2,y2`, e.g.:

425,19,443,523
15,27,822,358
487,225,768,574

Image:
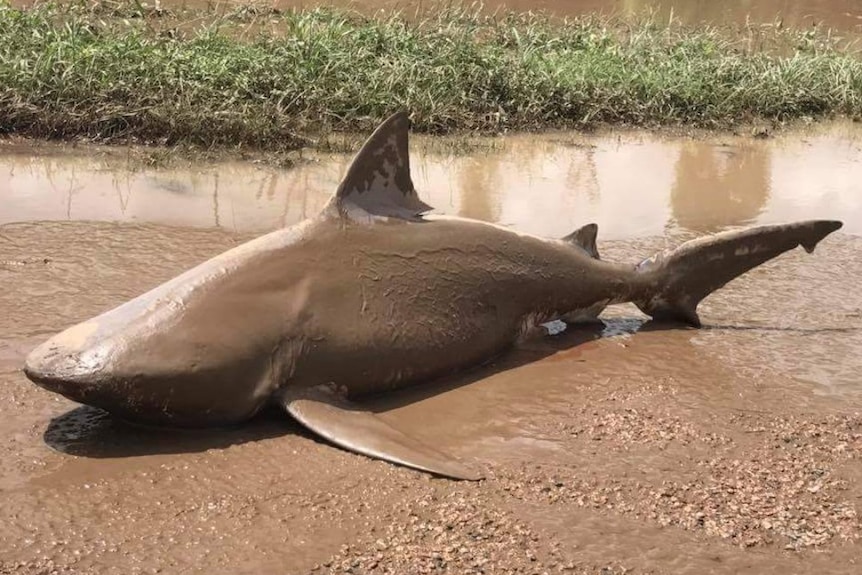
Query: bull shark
24,112,842,480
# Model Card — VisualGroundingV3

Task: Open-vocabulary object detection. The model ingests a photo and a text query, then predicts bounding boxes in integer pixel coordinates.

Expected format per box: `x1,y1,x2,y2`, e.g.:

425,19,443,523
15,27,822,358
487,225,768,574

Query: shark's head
23,311,272,427
22,248,297,428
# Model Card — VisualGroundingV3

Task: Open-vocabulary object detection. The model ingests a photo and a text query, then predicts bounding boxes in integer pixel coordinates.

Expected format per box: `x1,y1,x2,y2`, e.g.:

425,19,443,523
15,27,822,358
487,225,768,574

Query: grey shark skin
24,112,843,480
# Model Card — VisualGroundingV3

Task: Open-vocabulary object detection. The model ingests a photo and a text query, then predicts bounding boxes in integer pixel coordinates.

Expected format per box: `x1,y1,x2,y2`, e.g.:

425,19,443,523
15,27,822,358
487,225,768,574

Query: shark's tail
632,220,843,327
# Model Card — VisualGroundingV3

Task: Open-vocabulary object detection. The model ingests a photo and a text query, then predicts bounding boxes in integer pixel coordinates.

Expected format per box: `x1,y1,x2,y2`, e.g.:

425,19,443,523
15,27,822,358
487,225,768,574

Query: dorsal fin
328,111,433,222
563,223,600,259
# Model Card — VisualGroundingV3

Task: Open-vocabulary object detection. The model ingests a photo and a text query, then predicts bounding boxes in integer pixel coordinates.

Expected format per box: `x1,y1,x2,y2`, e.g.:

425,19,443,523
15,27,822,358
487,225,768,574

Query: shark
24,112,843,480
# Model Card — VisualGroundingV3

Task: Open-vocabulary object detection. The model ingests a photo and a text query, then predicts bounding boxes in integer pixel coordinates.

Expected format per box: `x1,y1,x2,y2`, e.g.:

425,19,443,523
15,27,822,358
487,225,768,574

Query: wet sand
2,125,862,573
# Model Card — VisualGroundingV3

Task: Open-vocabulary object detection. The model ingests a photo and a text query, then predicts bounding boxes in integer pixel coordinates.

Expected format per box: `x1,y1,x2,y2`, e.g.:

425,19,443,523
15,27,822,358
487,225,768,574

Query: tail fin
633,220,842,327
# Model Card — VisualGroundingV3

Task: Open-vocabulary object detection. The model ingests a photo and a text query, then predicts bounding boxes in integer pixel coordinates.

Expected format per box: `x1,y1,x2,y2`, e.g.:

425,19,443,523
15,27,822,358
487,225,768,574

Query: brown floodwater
2,123,862,573
4,122,862,237
117,0,862,35
13,0,862,35
291,0,862,32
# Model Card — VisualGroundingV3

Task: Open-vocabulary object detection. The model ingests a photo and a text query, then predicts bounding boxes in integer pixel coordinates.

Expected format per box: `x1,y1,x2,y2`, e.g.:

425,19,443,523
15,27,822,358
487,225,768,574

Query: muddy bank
2,123,862,573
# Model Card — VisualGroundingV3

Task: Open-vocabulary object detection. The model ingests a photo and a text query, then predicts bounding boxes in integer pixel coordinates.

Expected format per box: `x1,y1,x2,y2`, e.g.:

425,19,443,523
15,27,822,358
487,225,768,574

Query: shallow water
2,124,861,572
145,0,862,35
2,124,861,399
3,122,861,237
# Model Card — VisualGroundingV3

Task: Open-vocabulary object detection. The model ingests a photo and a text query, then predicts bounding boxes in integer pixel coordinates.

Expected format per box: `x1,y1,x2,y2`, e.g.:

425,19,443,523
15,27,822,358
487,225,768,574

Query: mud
2,123,862,574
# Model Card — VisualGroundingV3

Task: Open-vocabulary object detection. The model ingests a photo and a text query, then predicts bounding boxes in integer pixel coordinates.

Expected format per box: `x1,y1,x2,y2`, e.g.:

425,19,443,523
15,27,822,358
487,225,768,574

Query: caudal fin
633,220,843,327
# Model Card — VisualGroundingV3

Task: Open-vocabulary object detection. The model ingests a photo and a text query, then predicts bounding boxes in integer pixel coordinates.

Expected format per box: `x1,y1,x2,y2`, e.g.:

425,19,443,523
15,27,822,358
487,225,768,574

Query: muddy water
145,0,862,34
2,124,862,574
4,123,862,237
13,0,862,36
344,0,862,32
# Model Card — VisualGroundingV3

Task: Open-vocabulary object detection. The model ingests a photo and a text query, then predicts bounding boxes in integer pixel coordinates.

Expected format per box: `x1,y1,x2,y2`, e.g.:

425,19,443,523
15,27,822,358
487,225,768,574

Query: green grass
1,1,861,148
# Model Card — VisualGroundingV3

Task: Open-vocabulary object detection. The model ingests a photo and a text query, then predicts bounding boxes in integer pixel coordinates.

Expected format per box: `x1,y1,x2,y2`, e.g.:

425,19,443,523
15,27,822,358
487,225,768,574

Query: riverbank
1,1,861,149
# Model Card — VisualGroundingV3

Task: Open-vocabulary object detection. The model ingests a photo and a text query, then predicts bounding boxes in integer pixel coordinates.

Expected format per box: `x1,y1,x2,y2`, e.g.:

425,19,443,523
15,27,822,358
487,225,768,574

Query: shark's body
24,113,842,479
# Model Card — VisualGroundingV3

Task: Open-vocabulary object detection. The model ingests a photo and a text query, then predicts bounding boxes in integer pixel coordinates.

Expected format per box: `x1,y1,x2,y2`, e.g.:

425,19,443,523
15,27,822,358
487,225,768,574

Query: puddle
2,123,861,400
2,122,862,238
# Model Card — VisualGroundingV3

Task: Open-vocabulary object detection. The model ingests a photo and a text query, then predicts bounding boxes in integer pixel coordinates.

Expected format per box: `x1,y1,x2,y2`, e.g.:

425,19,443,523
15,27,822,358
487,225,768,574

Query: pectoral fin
278,385,482,481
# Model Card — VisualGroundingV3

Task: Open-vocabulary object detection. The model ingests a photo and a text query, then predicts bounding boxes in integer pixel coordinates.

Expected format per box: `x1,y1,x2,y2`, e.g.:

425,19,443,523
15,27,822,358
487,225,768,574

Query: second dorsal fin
563,223,600,259
328,111,433,222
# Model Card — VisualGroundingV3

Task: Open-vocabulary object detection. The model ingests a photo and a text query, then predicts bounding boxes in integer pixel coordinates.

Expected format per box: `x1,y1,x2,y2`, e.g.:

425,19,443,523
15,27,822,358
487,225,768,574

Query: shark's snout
23,323,108,401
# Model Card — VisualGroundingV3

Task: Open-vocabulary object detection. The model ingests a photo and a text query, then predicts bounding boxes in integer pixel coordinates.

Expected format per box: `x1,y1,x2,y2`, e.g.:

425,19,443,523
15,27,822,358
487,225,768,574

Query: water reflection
1,122,861,238
456,154,501,223
670,140,771,233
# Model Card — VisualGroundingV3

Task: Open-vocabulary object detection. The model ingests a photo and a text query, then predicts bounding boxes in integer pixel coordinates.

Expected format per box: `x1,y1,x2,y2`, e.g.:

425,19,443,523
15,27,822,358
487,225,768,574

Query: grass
0,1,861,149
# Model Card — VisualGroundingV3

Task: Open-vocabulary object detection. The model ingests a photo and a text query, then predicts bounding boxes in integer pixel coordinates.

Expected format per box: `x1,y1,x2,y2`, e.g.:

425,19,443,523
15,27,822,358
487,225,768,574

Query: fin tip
802,219,843,253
